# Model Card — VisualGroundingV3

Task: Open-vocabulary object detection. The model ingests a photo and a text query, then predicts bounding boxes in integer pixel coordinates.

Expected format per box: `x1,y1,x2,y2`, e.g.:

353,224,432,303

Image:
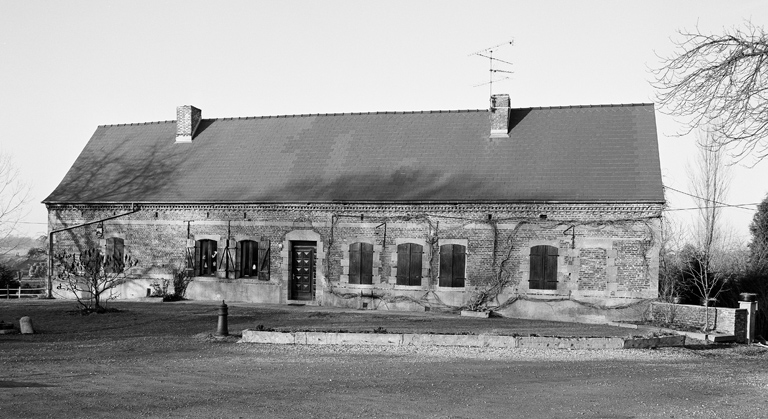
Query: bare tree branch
652,22,768,163
0,152,31,255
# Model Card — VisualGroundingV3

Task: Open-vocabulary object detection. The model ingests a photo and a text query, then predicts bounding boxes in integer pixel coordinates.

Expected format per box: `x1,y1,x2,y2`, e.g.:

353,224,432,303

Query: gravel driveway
1,300,766,418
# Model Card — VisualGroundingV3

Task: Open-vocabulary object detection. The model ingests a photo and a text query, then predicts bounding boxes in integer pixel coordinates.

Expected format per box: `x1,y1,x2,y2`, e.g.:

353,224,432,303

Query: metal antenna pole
469,40,515,94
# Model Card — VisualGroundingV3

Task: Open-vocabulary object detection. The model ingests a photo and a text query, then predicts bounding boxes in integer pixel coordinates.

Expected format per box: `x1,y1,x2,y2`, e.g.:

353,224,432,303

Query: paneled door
291,241,316,300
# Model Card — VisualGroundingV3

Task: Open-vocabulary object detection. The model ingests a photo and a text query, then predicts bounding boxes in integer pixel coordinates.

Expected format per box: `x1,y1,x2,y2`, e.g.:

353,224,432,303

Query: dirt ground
2,300,767,418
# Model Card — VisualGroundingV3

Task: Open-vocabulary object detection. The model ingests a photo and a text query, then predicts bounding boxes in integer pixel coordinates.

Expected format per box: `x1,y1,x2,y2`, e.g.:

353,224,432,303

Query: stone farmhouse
44,94,664,322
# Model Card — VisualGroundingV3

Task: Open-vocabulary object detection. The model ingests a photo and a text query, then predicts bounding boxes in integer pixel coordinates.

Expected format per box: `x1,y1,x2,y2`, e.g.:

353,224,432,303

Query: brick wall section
578,248,607,291
650,302,748,342
47,202,662,317
615,240,651,292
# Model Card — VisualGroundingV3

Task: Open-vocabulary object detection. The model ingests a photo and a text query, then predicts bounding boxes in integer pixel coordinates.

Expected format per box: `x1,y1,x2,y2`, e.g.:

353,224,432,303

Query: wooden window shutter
529,245,544,289
224,240,236,277
409,244,423,286
396,244,409,285
544,246,558,290
348,243,361,284
105,238,115,273
215,240,224,273
194,240,202,276
452,244,466,287
360,243,373,285
440,244,466,287
258,240,270,281
439,244,452,287
234,241,242,279
113,238,125,273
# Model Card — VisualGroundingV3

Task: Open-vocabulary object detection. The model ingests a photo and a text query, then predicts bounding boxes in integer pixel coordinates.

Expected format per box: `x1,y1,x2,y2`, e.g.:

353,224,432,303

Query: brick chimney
175,105,202,143
489,94,510,139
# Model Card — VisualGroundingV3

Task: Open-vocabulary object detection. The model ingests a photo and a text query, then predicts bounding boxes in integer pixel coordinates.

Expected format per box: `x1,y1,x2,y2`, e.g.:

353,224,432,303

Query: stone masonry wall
650,302,748,342
47,202,662,320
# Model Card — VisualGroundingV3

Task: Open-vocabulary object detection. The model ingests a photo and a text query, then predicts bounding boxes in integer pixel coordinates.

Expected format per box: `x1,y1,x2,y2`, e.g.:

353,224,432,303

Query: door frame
281,230,325,303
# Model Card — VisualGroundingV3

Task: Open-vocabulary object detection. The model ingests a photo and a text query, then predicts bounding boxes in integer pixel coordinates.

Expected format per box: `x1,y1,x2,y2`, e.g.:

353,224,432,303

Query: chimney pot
176,105,202,143
489,94,510,139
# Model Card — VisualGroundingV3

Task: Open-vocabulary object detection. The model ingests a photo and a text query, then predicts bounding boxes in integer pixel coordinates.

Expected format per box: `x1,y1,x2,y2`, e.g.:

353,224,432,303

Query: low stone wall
649,302,747,342
240,330,685,349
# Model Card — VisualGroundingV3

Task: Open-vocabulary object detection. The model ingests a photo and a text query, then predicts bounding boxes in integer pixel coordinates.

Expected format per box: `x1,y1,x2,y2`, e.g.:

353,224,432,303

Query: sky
1,0,767,242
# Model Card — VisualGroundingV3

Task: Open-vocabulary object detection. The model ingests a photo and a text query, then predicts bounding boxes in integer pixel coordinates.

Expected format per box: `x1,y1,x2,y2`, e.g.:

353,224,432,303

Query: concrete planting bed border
240,330,685,350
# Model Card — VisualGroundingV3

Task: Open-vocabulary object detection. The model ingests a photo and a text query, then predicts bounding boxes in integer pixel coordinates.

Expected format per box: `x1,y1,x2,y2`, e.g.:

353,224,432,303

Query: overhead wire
663,185,760,212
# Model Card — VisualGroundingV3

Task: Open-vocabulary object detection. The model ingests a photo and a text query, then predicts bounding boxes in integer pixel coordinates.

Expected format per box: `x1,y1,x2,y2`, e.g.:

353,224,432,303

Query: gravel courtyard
1,300,766,418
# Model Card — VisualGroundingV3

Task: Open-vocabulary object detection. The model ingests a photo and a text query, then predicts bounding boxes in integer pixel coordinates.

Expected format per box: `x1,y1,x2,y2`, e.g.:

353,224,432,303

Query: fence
3,286,46,299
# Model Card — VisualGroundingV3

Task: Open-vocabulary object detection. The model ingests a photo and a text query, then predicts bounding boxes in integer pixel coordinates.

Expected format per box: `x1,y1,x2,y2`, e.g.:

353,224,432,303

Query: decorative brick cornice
46,202,664,221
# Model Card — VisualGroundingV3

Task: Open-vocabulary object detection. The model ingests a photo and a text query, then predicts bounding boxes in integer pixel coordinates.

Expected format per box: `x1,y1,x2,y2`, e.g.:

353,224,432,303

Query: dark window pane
198,239,217,276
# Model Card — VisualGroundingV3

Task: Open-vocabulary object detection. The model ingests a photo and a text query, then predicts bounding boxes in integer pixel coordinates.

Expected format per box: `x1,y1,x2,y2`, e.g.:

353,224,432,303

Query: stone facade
48,202,662,323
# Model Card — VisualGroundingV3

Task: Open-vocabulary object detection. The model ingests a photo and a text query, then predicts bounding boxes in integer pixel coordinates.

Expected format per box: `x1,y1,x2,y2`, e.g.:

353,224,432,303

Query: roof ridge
96,103,654,127
215,108,488,121
98,120,175,128
521,103,653,110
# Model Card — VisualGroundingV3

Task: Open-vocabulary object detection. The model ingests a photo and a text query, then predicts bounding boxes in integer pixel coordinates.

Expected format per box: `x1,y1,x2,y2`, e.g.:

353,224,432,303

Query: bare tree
653,22,768,162
54,247,138,312
684,130,733,331
658,215,686,304
0,152,30,255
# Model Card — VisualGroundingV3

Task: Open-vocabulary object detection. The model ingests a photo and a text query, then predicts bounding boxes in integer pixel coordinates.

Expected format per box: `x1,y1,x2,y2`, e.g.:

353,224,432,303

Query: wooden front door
291,242,316,300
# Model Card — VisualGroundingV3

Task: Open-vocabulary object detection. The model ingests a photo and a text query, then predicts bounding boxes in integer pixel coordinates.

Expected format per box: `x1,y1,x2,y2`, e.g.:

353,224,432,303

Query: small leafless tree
653,22,768,163
684,131,734,331
658,215,686,305
0,152,30,256
54,248,138,312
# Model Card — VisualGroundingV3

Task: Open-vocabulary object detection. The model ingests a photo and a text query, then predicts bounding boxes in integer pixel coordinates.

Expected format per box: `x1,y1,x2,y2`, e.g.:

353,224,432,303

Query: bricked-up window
195,239,217,276
439,244,466,287
104,237,125,273
396,243,423,286
529,245,558,290
348,242,374,284
238,240,270,280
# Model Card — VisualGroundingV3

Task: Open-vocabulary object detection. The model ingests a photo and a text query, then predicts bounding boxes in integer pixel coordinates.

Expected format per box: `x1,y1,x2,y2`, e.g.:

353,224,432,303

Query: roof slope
44,104,664,204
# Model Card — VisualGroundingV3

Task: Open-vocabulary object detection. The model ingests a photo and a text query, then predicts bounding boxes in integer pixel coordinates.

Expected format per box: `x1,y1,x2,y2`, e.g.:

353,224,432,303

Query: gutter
46,203,140,299
42,199,667,206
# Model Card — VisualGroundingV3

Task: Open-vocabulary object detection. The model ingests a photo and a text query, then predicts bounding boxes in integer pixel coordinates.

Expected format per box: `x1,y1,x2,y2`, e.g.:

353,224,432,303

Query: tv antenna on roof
470,40,514,96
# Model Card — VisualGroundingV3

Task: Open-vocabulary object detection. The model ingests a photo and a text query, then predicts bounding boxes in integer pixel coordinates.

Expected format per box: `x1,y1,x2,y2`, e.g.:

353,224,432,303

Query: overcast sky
1,0,767,241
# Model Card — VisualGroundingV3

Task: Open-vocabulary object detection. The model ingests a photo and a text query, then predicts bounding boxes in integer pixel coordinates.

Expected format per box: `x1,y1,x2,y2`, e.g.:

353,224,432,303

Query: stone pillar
739,293,758,344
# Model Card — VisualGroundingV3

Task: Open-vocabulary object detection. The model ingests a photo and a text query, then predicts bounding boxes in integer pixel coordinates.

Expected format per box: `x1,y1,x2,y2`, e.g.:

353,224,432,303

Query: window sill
435,286,466,292
340,284,377,289
393,285,426,291
523,290,568,298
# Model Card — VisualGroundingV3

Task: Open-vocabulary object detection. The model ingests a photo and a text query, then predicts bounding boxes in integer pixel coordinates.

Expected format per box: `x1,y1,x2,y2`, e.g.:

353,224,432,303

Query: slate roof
44,104,664,204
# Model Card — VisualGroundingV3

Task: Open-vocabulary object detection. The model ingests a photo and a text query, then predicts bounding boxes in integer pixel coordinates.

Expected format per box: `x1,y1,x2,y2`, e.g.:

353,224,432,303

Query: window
396,243,423,286
238,240,270,280
439,244,465,287
529,245,558,290
104,237,125,273
348,242,374,284
195,239,217,276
